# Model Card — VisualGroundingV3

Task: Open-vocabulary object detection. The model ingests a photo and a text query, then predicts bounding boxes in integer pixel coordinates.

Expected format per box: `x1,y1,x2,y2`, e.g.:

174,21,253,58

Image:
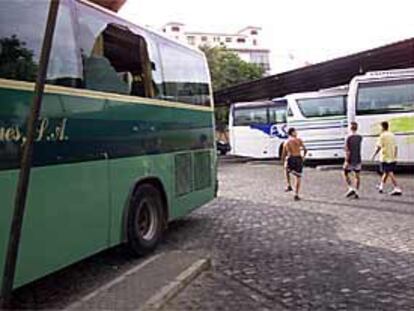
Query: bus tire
127,184,163,256
278,144,284,159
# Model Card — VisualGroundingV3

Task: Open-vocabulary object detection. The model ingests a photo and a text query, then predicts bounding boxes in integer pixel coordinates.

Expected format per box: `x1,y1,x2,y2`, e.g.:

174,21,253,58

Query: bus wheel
127,184,163,256
278,144,284,159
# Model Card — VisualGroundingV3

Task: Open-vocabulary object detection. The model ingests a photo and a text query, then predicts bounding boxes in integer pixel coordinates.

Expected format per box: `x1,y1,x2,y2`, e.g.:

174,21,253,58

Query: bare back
285,137,304,157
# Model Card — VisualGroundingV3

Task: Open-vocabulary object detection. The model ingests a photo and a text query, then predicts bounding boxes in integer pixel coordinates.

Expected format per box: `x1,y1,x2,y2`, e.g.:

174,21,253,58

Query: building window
187,36,195,45
201,36,208,42
237,38,246,43
171,26,180,32
253,39,257,46
225,37,232,43
251,30,258,35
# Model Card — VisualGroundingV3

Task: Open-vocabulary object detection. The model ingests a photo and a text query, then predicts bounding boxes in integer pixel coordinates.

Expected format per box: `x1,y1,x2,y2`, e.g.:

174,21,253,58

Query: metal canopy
214,38,414,106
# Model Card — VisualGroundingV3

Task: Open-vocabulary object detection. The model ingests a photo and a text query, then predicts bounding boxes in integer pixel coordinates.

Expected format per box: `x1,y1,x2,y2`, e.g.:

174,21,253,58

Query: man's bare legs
355,172,361,191
382,172,389,184
379,171,402,194
378,172,388,193
343,170,360,198
294,175,301,200
285,167,292,191
343,170,352,188
388,172,398,187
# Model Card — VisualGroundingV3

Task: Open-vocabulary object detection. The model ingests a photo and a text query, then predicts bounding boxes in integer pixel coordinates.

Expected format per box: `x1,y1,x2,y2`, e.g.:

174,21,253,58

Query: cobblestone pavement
164,160,414,310
9,160,414,310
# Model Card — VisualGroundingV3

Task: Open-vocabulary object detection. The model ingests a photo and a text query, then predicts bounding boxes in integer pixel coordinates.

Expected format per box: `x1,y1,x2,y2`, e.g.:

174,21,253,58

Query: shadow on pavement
5,196,414,310
8,247,150,310
163,198,414,310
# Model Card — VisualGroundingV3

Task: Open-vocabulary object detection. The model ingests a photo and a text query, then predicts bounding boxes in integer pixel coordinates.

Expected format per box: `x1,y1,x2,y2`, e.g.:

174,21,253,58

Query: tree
200,45,264,91
200,45,265,127
0,35,38,82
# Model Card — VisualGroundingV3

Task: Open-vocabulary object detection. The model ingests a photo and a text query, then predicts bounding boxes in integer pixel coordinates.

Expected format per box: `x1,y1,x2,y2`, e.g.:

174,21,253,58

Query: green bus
0,0,216,291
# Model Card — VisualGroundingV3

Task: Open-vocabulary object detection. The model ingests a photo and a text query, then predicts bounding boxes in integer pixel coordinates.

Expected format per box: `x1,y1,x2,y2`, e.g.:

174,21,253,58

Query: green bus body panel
0,86,216,289
14,162,110,288
0,171,17,287
108,153,216,246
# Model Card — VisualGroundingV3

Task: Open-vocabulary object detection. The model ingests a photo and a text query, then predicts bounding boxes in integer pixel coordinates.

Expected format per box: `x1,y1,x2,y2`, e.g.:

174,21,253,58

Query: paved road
164,160,414,310
9,159,414,310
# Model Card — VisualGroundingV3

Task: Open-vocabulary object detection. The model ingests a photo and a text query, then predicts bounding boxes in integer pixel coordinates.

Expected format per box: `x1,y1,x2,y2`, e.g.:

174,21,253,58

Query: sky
120,0,414,74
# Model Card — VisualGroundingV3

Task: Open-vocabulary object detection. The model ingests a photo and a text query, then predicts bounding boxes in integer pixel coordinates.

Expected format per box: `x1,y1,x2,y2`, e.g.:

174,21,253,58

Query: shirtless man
281,127,307,200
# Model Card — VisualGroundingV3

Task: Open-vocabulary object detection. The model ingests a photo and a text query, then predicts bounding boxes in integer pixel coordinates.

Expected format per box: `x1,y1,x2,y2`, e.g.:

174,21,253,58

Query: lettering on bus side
270,124,288,139
0,118,68,146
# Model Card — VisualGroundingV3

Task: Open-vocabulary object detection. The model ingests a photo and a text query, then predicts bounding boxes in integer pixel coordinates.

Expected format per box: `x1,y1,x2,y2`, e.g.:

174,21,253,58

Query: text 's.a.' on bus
228,99,288,159
348,68,414,165
285,86,349,160
0,0,217,290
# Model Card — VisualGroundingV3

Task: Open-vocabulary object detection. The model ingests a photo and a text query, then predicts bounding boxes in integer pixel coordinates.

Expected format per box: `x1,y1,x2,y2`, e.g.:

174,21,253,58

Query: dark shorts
343,162,362,173
286,156,303,177
380,162,396,173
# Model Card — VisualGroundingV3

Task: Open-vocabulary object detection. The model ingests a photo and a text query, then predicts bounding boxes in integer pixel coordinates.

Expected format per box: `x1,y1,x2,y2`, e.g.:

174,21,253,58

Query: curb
64,254,163,311
140,257,211,311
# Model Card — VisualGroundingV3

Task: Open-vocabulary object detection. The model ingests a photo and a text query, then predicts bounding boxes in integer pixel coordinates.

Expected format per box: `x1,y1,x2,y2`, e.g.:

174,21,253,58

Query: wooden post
0,0,60,307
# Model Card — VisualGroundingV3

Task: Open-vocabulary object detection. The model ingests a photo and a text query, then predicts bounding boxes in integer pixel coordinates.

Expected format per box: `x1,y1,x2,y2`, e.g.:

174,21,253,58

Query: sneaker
377,184,384,194
285,186,293,192
390,188,402,196
345,189,356,198
294,195,301,201
354,192,359,199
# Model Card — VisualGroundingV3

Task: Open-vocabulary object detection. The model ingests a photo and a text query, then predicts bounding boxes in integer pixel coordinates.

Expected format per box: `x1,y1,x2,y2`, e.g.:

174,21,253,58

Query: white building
162,22,271,74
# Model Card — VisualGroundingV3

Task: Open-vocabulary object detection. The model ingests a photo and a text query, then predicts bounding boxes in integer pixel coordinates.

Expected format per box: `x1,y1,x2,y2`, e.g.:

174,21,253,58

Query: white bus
348,68,414,165
229,99,288,158
285,87,348,160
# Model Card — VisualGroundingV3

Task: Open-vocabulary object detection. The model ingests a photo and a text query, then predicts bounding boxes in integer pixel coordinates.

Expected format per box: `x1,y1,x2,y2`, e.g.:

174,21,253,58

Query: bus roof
232,100,287,109
351,67,414,83
271,97,288,104
318,85,348,93
232,101,272,109
284,87,348,101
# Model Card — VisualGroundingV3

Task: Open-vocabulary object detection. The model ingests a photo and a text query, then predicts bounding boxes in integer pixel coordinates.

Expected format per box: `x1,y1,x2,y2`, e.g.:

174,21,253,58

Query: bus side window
146,38,164,100
0,1,82,87
287,106,294,117
0,3,48,82
77,3,154,97
47,2,83,88
269,106,286,124
158,41,211,106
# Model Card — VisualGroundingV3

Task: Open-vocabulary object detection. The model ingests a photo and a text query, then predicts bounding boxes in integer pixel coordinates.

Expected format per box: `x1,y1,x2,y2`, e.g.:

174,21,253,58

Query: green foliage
200,45,264,91
200,45,264,127
215,106,230,130
0,35,38,81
